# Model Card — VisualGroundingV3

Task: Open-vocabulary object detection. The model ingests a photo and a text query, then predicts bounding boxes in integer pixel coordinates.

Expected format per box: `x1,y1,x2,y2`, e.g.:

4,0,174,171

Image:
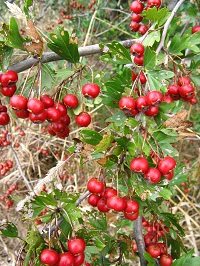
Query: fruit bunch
167,76,198,104
40,237,86,266
130,0,162,35
0,159,13,177
0,196,14,210
130,156,176,184
0,128,11,147
87,178,140,220
0,67,101,139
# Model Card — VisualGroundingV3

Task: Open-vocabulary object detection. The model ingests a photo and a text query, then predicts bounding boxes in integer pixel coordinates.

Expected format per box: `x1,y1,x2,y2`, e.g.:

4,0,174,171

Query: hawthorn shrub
0,1,200,266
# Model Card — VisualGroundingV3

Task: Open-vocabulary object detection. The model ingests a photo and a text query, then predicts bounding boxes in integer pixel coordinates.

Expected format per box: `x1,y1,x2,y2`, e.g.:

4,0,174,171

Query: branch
156,0,187,54
76,191,90,207
133,216,147,266
8,39,137,73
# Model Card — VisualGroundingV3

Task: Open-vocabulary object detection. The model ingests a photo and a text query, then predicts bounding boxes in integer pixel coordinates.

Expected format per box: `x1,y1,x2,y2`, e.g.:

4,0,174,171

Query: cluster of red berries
130,42,145,66
166,76,198,105
0,196,14,210
130,0,162,35
40,237,87,266
87,178,140,221
142,217,173,266
130,156,176,184
0,67,101,138
0,129,11,147
0,159,13,177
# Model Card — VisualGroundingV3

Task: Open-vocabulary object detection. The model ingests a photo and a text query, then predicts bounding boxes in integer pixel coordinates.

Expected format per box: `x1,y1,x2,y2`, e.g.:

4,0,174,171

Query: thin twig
156,0,187,55
76,191,90,207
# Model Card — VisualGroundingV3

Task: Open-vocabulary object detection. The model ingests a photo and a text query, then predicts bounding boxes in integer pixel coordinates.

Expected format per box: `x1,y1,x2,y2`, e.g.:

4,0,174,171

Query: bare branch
76,191,90,207
8,39,137,73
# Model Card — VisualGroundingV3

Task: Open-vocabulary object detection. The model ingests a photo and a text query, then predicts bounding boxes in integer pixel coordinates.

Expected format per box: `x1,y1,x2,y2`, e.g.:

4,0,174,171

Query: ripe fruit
54,102,67,116
1,84,17,97
14,109,29,118
177,76,191,86
107,196,127,212
124,211,139,220
0,70,18,86
147,0,161,8
167,84,180,97
138,25,148,35
68,237,86,255
144,233,157,246
146,244,161,258
144,105,159,117
147,91,163,106
124,199,140,213
130,43,145,56
88,194,101,207
41,94,54,108
10,95,28,110
46,107,61,122
97,198,110,212
0,112,10,125
119,96,135,111
58,252,75,266
157,243,167,254
130,21,140,32
27,98,45,114
74,253,85,266
104,187,117,198
144,167,161,183
75,112,91,127
139,73,147,84
40,249,59,266
87,178,104,193
131,13,143,23
134,55,144,66
51,120,66,133
179,84,195,98
82,83,100,99
56,126,70,138
159,254,173,266
63,94,79,108
135,96,150,111
130,157,149,174
29,111,47,123
192,25,200,34
158,156,176,175
130,1,144,14
164,171,174,181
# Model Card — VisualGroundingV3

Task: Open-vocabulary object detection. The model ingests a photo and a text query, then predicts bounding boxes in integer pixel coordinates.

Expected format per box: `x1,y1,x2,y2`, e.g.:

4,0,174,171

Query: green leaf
172,249,194,266
93,134,114,153
0,223,18,238
89,215,107,231
0,42,13,71
143,31,161,47
159,188,172,200
59,219,72,241
47,28,80,63
3,18,26,50
100,41,132,64
168,34,189,55
55,68,74,79
80,129,103,145
144,46,156,71
34,194,57,207
106,111,127,126
41,64,55,89
142,7,169,25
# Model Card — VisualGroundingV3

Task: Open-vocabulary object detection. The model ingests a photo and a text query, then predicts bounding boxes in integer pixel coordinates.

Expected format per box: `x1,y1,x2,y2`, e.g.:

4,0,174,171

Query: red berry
146,244,161,258
40,249,59,266
158,156,176,175
130,43,145,56
135,96,150,111
10,95,28,110
58,252,75,266
124,211,139,220
130,157,149,174
87,178,104,193
82,83,100,99
1,84,17,97
107,196,127,212
144,105,159,117
97,198,110,212
134,55,144,66
144,233,157,246
27,98,45,114
14,109,29,118
46,107,61,122
75,112,91,127
138,25,148,35
130,21,140,32
104,187,118,198
63,94,79,108
41,94,54,108
179,84,195,98
147,91,163,106
177,76,191,86
56,126,70,138
68,237,86,255
192,25,200,34
130,1,144,14
74,253,85,266
144,167,161,183
139,73,147,84
119,96,135,111
147,0,161,8
159,254,173,266
131,13,143,23
29,111,47,123
0,70,18,86
54,102,67,117
88,194,101,207
0,112,10,125
124,199,140,213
